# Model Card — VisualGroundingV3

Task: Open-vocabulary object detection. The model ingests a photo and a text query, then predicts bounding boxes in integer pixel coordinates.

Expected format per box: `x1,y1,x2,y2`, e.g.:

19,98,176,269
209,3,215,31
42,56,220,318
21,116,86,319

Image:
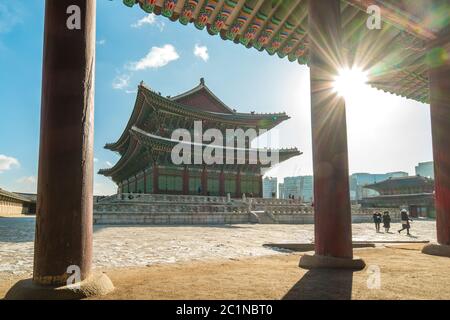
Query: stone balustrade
93,193,401,225
98,193,235,204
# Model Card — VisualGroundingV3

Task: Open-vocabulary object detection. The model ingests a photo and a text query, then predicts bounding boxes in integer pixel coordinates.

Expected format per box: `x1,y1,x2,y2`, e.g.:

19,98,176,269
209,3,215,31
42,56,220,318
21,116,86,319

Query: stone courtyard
0,217,437,278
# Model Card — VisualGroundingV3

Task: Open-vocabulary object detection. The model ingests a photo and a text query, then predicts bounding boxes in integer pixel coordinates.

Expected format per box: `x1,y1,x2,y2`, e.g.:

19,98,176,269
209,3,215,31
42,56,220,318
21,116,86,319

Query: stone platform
93,193,399,225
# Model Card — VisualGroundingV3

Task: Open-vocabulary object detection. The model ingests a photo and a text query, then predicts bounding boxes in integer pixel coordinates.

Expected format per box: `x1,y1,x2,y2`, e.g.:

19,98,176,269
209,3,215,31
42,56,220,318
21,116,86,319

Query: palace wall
0,196,31,216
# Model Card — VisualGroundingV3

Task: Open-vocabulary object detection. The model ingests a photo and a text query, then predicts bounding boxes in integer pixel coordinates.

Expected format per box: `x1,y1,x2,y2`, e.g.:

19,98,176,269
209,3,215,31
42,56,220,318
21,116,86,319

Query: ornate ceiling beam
344,0,437,41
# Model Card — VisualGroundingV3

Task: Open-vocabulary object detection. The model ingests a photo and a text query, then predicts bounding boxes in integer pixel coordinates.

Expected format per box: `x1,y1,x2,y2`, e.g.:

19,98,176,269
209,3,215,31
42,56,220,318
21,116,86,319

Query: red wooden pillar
236,169,242,198
219,169,225,196
5,2,114,299
423,30,450,256
183,166,189,194
143,170,147,194
307,0,354,261
153,163,159,194
32,0,96,286
258,175,263,198
201,166,208,195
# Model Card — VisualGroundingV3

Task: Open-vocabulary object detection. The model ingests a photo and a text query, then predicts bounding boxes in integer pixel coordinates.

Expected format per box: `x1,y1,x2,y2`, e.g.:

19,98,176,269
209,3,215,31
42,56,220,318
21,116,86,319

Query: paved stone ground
0,217,437,277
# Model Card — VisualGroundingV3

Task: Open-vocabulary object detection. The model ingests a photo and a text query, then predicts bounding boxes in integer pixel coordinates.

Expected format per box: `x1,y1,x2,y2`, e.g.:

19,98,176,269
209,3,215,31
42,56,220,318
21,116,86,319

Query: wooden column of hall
153,163,159,194
143,170,147,193
258,175,263,198
183,166,189,194
201,166,208,195
33,0,96,285
427,29,450,249
308,0,353,259
236,169,242,198
219,169,225,196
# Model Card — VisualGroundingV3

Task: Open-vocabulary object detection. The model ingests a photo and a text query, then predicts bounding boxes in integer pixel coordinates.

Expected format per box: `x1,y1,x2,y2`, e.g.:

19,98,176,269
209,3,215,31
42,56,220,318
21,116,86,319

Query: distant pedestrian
382,211,391,233
373,212,382,232
398,209,412,235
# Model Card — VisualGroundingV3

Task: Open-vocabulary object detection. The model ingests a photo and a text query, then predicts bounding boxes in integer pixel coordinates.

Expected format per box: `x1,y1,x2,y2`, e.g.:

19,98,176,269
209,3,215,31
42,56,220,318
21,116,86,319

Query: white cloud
0,155,20,173
194,44,209,62
94,182,117,196
105,161,113,167
97,39,106,46
94,158,99,162
128,45,179,71
17,176,36,185
131,14,165,31
16,176,37,193
112,74,131,90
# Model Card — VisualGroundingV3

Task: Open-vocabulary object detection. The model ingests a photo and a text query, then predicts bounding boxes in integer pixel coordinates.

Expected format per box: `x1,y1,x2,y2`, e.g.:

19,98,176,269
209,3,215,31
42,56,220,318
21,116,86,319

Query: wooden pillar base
422,243,450,258
5,273,114,300
299,253,365,270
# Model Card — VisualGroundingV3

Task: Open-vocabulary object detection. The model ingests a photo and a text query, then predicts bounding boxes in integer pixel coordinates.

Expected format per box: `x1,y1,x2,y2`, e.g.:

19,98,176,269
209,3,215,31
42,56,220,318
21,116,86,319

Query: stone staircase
250,210,278,224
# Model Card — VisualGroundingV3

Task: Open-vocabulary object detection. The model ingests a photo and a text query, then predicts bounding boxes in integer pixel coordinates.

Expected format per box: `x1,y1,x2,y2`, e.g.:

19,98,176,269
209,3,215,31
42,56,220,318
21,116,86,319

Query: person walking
377,212,382,232
398,209,412,235
373,212,381,232
383,211,391,233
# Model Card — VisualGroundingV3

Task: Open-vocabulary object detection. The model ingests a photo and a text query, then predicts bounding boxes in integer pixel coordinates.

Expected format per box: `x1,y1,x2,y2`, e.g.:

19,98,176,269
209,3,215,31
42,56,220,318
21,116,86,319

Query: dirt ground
2,244,449,300
0,219,438,276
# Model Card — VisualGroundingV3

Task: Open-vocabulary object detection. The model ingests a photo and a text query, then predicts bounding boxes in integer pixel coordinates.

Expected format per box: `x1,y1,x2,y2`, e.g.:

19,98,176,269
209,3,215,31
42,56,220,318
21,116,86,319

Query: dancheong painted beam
122,0,449,104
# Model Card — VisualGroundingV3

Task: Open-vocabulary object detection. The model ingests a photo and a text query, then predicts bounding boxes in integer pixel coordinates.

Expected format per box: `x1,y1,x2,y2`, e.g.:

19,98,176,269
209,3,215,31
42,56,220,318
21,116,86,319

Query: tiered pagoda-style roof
105,79,290,155
123,0,449,103
100,79,301,183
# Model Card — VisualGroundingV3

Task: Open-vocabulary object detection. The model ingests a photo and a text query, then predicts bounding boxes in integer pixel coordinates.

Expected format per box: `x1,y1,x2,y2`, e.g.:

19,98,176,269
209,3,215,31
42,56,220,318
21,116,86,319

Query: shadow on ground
282,269,354,300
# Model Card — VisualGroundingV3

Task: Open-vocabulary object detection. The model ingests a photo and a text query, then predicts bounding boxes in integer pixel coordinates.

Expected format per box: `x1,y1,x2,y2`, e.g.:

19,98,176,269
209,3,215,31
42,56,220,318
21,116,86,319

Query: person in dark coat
398,209,412,235
382,211,391,233
373,212,382,232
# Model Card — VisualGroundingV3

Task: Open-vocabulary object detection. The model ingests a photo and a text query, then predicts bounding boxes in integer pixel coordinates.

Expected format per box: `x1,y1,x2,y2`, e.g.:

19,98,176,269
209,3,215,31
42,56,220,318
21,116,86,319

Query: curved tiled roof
122,0,449,104
100,126,302,181
105,80,290,153
364,175,435,191
170,78,235,113
0,188,33,203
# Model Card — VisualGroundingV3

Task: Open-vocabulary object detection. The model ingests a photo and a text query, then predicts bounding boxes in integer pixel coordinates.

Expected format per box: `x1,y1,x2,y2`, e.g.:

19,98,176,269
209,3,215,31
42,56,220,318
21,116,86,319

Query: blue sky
0,0,433,195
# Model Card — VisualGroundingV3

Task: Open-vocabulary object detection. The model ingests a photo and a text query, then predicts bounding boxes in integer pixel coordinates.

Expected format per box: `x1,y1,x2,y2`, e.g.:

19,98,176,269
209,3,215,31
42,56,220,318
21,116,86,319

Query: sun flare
333,68,369,99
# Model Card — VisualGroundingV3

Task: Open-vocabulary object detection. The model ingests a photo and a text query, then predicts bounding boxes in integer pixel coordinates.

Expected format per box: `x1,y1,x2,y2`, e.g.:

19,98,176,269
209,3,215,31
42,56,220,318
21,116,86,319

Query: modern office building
278,175,313,202
263,177,278,198
415,161,434,179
